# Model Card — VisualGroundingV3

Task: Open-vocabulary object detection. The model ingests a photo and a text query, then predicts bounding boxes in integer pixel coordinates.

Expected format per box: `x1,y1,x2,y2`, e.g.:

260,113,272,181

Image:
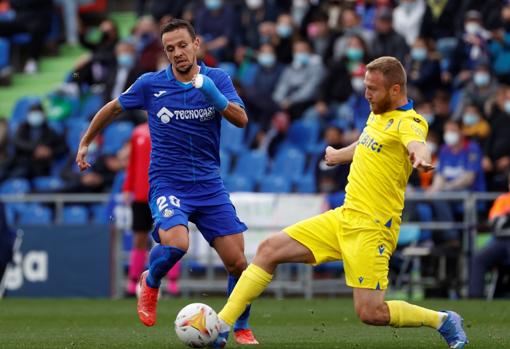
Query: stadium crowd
0,0,510,297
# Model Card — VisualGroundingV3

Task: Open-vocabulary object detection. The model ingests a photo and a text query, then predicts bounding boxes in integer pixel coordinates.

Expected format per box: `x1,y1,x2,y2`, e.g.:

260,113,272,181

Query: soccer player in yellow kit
212,57,468,349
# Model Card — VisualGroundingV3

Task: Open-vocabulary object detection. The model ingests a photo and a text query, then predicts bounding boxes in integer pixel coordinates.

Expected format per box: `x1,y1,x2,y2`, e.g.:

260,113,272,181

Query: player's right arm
324,141,357,166
75,99,123,171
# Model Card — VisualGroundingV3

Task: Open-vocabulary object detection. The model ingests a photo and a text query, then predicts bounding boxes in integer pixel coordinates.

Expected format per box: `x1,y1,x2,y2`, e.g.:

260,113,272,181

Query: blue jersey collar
166,61,208,83
396,99,414,111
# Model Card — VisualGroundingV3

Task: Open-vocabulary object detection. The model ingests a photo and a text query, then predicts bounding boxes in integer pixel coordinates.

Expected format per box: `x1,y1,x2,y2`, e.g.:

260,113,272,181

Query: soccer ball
175,303,220,348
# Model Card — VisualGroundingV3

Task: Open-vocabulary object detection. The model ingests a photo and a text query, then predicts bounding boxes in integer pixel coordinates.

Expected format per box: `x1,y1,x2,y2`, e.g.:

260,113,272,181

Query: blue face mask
463,113,479,126
346,47,363,61
422,113,434,124
27,111,45,127
505,100,510,114
205,0,222,11
258,53,276,67
411,47,427,61
473,72,490,86
293,52,310,66
117,53,135,68
276,24,292,38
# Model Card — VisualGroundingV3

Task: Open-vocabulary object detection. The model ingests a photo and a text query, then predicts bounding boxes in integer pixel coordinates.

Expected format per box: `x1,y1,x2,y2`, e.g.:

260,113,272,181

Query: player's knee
256,237,278,263
355,304,386,326
224,257,247,277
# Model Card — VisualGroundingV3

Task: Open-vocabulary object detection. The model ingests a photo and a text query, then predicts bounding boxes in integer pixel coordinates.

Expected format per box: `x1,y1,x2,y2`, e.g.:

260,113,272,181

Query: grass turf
0,297,508,349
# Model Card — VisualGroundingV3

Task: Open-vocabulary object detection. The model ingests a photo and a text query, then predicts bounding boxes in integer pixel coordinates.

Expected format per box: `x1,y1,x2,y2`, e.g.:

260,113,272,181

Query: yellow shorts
283,206,399,290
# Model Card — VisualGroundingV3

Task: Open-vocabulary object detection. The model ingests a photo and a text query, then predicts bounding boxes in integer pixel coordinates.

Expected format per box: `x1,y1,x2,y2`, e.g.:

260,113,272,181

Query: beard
371,93,392,114
175,61,193,74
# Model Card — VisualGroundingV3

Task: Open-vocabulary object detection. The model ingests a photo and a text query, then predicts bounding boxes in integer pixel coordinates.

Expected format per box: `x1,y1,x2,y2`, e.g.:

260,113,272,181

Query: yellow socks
386,300,446,329
218,264,273,326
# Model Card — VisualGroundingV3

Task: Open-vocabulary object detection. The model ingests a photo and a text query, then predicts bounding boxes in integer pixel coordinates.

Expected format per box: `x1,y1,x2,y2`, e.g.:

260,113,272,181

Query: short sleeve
398,114,428,147
211,70,245,109
465,142,482,172
118,74,148,110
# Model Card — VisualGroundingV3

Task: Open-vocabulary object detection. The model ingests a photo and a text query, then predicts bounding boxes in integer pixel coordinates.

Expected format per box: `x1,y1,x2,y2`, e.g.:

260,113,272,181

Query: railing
0,191,503,299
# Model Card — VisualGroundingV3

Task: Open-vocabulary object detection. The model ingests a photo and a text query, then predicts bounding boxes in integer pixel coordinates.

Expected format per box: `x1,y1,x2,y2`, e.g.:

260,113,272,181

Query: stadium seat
270,147,306,181
327,191,345,209
295,173,316,193
0,38,9,70
18,204,53,225
283,119,321,154
220,119,246,155
232,150,268,183
259,175,292,193
66,119,90,153
62,205,89,225
9,96,42,135
91,204,109,224
102,121,134,155
32,176,65,192
223,174,255,192
79,93,104,119
0,178,31,195
219,150,231,178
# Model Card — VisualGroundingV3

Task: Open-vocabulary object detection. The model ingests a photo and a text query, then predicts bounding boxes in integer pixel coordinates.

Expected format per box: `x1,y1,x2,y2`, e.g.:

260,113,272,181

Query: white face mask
465,22,480,35
246,0,263,9
351,77,365,93
27,111,45,127
444,131,460,146
427,142,437,154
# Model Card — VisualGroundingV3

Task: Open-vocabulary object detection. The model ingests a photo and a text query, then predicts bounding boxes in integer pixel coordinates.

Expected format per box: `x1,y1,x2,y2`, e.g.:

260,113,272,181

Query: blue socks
146,245,185,288
227,274,252,331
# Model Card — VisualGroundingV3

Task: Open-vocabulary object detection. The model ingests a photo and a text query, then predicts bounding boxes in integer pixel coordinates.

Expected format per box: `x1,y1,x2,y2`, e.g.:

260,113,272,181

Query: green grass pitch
0,298,508,348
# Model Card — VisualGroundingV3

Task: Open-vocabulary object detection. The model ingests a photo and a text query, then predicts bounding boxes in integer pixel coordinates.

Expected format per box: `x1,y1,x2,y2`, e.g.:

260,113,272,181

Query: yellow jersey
343,101,428,227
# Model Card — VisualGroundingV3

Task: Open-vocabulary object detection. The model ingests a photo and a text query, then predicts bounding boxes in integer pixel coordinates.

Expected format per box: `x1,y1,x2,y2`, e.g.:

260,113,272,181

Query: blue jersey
118,62,244,189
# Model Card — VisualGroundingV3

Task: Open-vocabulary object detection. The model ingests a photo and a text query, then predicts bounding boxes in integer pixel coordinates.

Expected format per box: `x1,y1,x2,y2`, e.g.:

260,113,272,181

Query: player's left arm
192,73,248,128
407,141,435,172
399,115,434,172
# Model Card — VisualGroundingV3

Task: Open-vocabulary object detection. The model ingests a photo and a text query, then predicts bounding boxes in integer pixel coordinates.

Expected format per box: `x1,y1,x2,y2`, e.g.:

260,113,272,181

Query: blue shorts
148,183,247,246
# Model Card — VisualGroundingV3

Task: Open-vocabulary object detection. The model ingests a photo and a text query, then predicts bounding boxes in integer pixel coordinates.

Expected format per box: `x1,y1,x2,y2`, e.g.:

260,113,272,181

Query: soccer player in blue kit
76,19,258,345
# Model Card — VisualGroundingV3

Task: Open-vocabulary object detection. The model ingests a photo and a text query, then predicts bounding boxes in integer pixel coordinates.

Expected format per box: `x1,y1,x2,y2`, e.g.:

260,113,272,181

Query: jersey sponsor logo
413,117,421,123
154,90,167,97
358,131,383,153
156,106,216,123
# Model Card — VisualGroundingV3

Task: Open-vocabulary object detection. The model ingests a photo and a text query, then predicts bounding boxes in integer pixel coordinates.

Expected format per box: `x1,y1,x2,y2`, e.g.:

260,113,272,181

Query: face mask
293,52,310,66
465,22,480,35
346,47,363,61
463,113,479,126
351,77,365,93
473,72,489,86
307,23,319,38
444,131,460,146
117,53,135,68
422,113,434,124
205,0,222,11
411,47,427,61
258,52,276,67
246,0,263,9
427,142,437,154
402,1,416,12
505,100,510,114
27,111,45,127
276,24,292,38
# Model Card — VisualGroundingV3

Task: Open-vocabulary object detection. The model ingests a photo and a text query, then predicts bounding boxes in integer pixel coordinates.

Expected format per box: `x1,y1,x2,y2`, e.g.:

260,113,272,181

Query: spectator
132,16,163,73
55,0,94,46
194,0,237,61
468,172,510,298
332,8,374,61
239,0,279,49
315,125,349,193
393,0,428,47
489,3,510,84
461,104,490,147
272,39,325,120
431,90,452,142
371,7,409,63
305,11,337,64
144,0,188,22
0,103,67,181
272,12,297,64
483,85,510,192
344,64,371,138
405,37,442,101
123,123,181,296
426,120,484,244
79,18,119,66
0,0,53,73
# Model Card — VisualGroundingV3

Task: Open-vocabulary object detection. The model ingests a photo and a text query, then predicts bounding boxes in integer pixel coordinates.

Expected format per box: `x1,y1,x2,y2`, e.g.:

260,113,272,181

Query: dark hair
160,19,196,40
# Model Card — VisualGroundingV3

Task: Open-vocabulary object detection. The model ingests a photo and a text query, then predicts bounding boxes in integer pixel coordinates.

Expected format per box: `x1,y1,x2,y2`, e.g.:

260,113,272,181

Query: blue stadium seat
102,121,134,155
220,119,246,155
9,96,42,135
91,204,109,224
397,224,421,246
63,205,89,225
32,176,64,192
0,38,10,70
11,33,31,45
66,119,90,153
223,174,255,192
259,175,291,193
295,173,316,193
270,147,306,180
327,191,345,209
232,150,268,183
219,150,231,178
0,178,31,194
79,93,104,119
283,119,321,153
18,204,53,225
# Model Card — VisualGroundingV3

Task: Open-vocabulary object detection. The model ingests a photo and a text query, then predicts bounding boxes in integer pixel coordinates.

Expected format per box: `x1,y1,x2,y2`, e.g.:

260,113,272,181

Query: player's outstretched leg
227,275,258,345
137,244,185,326
437,311,469,348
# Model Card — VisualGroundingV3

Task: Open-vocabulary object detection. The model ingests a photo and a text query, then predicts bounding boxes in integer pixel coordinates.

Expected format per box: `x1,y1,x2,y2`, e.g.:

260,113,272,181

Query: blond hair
366,56,407,92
